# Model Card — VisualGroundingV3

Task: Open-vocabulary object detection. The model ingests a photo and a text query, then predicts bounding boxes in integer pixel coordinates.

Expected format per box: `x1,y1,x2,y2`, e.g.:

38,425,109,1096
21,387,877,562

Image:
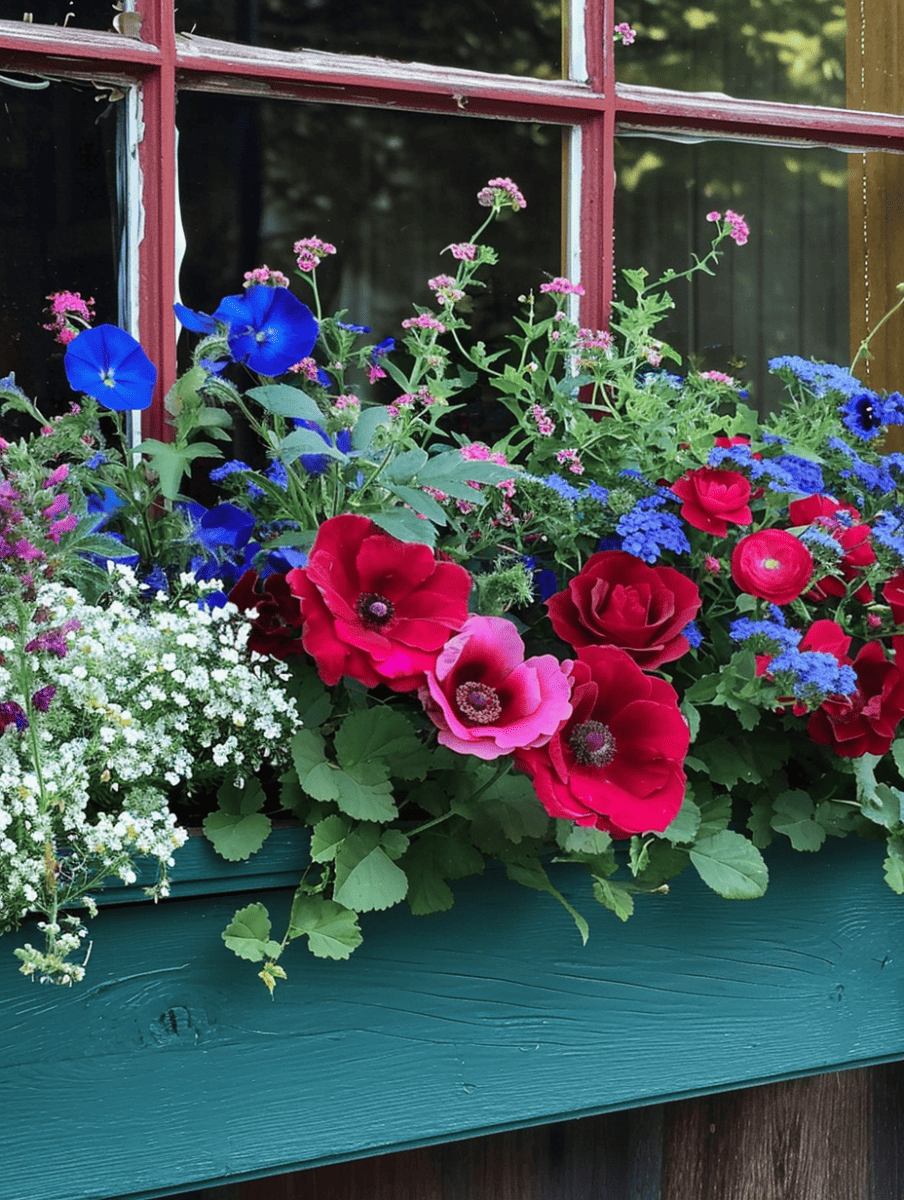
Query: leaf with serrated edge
592,877,635,922
310,815,351,863
334,827,409,912
288,895,363,959
689,831,768,899
203,809,272,862
222,903,282,961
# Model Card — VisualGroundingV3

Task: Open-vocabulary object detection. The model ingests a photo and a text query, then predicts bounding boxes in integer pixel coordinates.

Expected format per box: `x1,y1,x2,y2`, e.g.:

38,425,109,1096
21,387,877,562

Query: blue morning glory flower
337,322,372,334
64,325,157,411
213,286,318,376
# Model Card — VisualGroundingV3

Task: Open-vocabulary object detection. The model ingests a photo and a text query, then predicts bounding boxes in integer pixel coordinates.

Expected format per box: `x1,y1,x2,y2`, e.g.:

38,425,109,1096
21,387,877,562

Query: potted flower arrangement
3,178,904,997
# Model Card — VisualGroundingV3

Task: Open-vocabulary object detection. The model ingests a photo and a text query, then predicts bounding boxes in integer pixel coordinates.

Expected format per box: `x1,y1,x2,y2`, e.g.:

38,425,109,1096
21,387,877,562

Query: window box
0,832,901,1200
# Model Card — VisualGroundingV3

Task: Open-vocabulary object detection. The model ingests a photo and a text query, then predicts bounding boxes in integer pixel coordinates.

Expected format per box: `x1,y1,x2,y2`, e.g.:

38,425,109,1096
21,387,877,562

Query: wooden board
1,838,902,1200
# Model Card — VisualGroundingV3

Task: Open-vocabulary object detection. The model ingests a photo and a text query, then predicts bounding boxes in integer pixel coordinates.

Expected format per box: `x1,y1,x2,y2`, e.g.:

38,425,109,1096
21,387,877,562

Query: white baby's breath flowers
1,569,300,983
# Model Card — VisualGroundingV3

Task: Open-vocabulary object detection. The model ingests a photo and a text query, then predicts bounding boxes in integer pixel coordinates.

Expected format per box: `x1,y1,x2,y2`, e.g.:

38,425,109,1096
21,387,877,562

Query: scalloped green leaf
369,508,436,545
310,815,351,863
222,903,282,962
288,895,363,959
333,827,409,912
248,383,325,424
203,808,272,862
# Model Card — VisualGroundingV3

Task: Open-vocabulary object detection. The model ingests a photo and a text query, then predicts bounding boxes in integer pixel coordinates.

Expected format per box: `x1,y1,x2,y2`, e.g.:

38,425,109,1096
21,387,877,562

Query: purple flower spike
64,325,157,411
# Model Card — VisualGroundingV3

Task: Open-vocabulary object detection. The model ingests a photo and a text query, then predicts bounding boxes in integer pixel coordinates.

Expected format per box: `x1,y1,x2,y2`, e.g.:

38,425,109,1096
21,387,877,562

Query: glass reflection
614,0,846,108
175,0,561,79
0,78,121,424
614,137,849,410
176,93,563,377
0,0,113,31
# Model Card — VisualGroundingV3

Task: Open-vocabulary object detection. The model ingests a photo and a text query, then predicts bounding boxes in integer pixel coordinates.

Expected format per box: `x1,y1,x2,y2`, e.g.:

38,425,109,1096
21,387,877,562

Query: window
1,0,903,434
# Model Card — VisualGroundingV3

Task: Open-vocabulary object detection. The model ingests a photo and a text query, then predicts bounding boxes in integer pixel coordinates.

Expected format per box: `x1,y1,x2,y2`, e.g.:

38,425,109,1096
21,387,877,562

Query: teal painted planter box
1,832,902,1200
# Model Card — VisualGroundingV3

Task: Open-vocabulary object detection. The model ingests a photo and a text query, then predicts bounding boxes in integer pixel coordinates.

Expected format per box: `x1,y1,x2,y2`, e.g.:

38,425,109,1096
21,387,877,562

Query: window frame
1,0,903,440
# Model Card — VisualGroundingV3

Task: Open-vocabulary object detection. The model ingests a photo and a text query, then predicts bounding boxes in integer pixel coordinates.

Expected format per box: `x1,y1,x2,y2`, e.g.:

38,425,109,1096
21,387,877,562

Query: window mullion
135,0,178,441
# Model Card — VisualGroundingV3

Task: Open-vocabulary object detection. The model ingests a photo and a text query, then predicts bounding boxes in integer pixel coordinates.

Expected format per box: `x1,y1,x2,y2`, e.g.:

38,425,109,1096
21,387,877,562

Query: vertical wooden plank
661,1071,871,1200
867,1060,904,1196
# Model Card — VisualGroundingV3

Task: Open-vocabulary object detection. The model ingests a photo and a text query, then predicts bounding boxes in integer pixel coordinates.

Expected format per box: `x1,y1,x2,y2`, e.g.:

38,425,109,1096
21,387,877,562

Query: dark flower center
357,592,394,629
455,681,502,725
570,720,616,767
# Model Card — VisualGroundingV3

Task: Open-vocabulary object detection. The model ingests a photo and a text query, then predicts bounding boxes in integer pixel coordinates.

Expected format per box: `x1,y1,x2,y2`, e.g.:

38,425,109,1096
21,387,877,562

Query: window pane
614,137,849,410
0,78,122,423
614,0,846,107
175,0,562,79
176,94,563,386
0,1,114,31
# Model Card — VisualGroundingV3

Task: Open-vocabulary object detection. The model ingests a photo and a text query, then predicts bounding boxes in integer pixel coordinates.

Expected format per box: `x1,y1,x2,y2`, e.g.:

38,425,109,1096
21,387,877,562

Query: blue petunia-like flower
839,390,904,440
214,286,318,375
176,286,319,376
64,325,157,411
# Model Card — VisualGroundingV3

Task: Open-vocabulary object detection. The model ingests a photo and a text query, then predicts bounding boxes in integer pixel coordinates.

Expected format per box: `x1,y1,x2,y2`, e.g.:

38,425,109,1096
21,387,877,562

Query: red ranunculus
514,645,690,837
545,550,701,670
286,513,472,690
229,570,305,659
731,529,813,605
420,615,573,760
808,641,904,757
788,495,874,602
670,466,752,536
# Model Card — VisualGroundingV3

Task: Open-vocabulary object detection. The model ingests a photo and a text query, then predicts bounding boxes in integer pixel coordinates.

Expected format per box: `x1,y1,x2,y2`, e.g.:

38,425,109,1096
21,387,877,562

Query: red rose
229,569,304,659
514,646,690,837
808,641,904,757
731,529,813,605
670,466,752,536
546,550,701,670
884,571,904,625
788,495,874,602
286,513,471,690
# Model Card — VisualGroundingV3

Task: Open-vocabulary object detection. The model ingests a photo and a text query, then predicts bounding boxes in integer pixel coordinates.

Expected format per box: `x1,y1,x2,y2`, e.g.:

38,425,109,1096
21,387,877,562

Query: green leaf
333,826,409,912
280,427,347,464
283,666,332,729
556,822,613,856
203,778,271,861
384,447,429,483
288,894,363,959
335,761,398,822
334,708,431,778
506,858,590,944
386,484,448,526
663,796,701,844
290,727,328,778
884,836,904,895
370,508,436,545
310,815,351,863
222,903,283,962
770,790,826,852
689,831,769,900
592,877,635,922
248,383,326,424
352,405,391,452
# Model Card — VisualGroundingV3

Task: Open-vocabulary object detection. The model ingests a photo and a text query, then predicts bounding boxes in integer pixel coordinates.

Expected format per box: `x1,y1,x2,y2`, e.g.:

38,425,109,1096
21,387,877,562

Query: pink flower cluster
428,275,465,306
476,177,527,212
401,314,447,334
43,291,95,346
540,277,585,297
288,357,322,381
530,404,555,436
698,370,737,386
293,237,337,273
446,243,477,261
242,265,290,289
705,209,750,246
614,22,636,44
556,448,584,475
576,328,613,352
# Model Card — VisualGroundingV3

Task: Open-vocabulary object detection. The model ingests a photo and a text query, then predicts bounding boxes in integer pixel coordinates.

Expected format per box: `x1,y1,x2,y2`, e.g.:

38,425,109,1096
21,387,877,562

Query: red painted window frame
1,0,903,442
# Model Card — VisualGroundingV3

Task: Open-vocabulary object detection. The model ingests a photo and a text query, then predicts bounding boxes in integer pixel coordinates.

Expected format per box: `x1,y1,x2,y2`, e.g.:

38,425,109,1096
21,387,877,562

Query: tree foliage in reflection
615,0,846,107
177,0,561,78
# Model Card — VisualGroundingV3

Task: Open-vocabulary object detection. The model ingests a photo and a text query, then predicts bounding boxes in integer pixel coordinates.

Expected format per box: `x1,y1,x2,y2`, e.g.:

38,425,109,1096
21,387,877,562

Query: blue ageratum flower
176,286,319,376
64,325,157,411
616,495,691,563
768,356,862,399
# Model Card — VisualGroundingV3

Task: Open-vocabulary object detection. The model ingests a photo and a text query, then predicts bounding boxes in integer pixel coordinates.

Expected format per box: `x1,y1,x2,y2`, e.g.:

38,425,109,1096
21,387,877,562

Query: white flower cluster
0,568,300,963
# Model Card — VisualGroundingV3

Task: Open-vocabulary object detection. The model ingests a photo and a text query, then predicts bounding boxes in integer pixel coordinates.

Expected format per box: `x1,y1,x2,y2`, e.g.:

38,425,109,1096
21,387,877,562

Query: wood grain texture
1,840,903,1200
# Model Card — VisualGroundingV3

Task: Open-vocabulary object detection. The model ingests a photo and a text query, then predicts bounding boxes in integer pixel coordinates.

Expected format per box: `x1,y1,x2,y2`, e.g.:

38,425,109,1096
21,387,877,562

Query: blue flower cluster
872,511,904,561
767,648,858,704
828,436,903,494
729,617,801,653
768,355,862,399
616,494,691,563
